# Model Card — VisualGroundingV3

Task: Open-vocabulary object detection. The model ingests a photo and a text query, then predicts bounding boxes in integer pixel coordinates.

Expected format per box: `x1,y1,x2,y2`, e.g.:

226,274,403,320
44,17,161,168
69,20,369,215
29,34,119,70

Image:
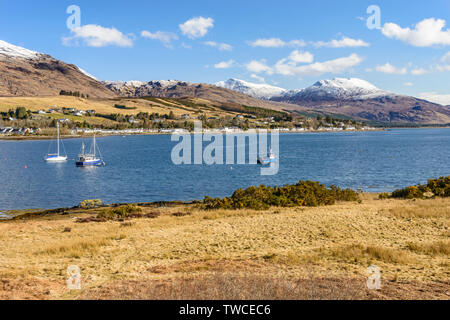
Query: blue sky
1,0,450,103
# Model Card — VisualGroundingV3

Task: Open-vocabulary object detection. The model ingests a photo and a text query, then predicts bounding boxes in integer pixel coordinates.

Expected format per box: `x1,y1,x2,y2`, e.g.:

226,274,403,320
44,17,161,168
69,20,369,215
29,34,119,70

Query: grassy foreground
0,194,448,300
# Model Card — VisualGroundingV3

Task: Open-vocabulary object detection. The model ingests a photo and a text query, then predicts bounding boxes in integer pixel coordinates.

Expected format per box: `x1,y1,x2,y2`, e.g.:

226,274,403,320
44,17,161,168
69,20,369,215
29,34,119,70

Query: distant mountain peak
215,78,287,99
312,78,380,91
296,77,389,100
102,80,192,95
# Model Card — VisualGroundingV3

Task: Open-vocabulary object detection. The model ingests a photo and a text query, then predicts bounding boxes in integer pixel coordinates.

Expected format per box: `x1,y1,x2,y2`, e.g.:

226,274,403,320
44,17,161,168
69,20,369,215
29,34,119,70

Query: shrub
378,193,390,200
97,204,142,220
78,199,104,209
203,180,359,210
391,176,450,199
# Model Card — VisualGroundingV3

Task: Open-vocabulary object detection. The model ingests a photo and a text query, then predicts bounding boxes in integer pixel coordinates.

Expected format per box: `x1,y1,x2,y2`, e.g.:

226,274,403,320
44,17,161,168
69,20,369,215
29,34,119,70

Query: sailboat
45,121,67,162
257,148,277,166
76,134,105,167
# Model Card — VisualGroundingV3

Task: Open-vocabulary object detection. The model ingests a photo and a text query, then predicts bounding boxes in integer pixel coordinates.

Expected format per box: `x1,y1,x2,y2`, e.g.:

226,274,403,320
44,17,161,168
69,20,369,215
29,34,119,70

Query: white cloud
214,60,235,69
418,92,450,105
249,38,286,48
382,18,450,47
404,82,414,87
248,38,306,48
314,37,370,48
441,51,450,64
288,40,307,47
250,74,265,83
411,68,428,75
204,41,233,51
274,53,363,77
436,64,450,72
179,17,214,39
375,62,408,74
287,50,314,63
181,42,192,49
245,59,273,74
141,30,178,47
63,24,134,47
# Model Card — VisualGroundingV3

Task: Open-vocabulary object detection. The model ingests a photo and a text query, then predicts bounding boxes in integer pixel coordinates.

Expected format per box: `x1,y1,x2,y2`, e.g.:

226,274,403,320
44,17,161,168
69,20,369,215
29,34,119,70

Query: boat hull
257,157,278,166
76,159,103,167
45,156,67,162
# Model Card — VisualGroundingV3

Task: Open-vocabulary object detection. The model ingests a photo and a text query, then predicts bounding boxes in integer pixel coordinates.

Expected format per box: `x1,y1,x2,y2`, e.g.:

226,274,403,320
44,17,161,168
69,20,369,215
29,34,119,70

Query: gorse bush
97,204,142,220
203,181,360,210
391,176,450,199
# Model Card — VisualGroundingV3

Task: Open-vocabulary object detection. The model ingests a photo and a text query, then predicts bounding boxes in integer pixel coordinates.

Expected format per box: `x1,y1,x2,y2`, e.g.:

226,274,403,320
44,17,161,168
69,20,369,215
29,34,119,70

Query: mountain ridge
216,77,450,124
215,78,287,99
0,40,449,124
0,40,115,98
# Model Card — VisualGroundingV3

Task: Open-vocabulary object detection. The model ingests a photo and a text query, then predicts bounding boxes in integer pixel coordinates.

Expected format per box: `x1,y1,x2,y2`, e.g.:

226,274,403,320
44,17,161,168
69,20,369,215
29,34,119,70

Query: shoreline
2,193,387,220
3,126,450,141
0,128,390,141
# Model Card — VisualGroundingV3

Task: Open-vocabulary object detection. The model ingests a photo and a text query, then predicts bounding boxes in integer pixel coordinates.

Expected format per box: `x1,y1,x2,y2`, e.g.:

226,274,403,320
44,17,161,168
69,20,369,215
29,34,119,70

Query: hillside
215,78,287,99
103,80,293,111
1,40,449,125
272,78,450,124
0,96,250,119
0,40,115,98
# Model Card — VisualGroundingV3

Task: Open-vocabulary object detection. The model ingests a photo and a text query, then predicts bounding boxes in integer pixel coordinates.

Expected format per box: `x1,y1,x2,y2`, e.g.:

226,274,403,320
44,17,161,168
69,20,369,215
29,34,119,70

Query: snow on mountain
77,67,98,81
103,80,188,90
215,78,287,99
216,78,392,101
0,40,42,60
283,78,390,101
103,80,146,90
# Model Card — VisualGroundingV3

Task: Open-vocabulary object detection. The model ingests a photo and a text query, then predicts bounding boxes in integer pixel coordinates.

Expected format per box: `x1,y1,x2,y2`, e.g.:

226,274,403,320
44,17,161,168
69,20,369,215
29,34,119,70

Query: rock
78,199,104,209
423,191,435,199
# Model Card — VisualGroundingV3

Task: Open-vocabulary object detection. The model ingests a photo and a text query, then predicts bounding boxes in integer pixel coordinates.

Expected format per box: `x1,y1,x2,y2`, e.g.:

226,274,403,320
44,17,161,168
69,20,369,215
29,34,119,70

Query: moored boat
257,148,278,165
76,134,105,167
45,121,67,162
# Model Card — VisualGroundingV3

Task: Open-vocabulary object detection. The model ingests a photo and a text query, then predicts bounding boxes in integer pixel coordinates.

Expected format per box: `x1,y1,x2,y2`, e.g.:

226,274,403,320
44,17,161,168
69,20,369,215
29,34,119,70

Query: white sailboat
76,134,105,167
45,121,67,162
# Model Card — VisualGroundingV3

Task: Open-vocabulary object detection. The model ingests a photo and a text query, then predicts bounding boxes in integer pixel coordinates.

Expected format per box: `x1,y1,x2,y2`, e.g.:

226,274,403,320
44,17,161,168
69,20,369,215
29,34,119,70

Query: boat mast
57,121,60,157
93,133,96,158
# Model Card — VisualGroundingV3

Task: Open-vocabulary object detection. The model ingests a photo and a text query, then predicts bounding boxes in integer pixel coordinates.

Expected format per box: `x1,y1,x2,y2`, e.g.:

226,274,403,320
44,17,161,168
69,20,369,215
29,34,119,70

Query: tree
15,107,28,119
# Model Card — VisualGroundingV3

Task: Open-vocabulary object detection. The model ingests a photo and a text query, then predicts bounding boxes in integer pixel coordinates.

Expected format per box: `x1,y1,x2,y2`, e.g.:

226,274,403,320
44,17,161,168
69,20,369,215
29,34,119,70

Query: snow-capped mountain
216,77,391,101
0,40,43,60
269,77,450,124
215,78,287,99
281,78,390,101
0,40,114,97
103,80,192,97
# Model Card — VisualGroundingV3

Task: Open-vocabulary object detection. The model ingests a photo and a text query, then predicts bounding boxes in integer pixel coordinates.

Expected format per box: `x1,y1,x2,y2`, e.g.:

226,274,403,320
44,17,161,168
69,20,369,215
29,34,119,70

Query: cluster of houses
2,105,377,137
0,127,38,135
37,107,96,117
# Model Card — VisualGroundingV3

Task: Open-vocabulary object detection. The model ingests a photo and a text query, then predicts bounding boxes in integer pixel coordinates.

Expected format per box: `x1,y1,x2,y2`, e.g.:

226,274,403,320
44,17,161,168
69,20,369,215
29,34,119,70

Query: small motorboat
45,121,67,162
258,148,278,165
76,134,105,167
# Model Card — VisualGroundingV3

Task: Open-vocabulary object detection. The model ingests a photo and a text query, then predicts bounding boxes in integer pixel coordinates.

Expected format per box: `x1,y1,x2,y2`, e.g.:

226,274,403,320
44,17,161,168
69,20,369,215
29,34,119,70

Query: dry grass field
0,195,448,300
0,96,239,119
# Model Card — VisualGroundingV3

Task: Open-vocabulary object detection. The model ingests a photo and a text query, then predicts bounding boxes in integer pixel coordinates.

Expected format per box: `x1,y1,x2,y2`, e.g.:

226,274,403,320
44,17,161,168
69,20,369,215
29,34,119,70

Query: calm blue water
0,129,449,211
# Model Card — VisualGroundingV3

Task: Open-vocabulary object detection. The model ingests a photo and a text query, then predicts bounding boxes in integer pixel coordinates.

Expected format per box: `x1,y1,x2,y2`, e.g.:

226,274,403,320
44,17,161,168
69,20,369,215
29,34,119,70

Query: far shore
0,127,391,141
